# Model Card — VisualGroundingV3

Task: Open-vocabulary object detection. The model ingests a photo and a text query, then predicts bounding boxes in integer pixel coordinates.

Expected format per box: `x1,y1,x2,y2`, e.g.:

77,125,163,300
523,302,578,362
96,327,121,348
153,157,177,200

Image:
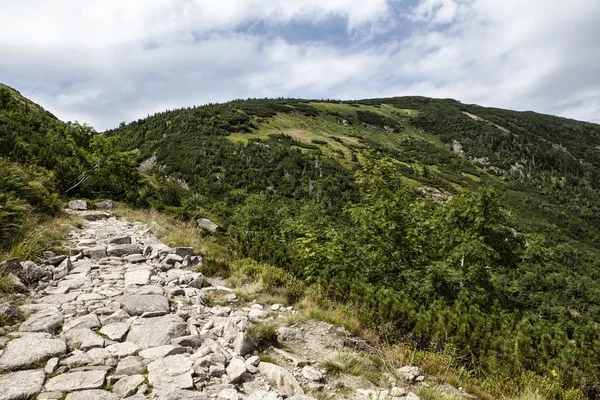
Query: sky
1,0,599,131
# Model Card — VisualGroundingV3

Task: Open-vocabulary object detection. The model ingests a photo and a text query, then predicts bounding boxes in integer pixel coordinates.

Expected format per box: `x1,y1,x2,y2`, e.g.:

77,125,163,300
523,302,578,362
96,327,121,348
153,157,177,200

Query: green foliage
248,322,279,350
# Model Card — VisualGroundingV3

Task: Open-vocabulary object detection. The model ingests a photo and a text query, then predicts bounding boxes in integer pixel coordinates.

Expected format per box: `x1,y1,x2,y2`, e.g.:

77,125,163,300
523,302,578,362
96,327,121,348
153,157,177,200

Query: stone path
0,209,317,400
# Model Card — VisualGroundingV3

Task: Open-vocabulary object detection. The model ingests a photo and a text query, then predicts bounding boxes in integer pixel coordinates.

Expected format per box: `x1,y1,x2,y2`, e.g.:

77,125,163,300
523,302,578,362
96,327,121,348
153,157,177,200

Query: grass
249,321,279,350
321,353,382,385
0,212,83,262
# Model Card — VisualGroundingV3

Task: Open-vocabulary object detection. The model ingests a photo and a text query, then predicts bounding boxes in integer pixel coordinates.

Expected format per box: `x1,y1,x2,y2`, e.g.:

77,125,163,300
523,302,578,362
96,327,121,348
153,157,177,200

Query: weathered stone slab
124,268,152,286
147,354,193,389
45,370,106,391
127,314,187,349
107,244,141,257
100,322,129,341
19,306,63,333
0,333,67,371
112,374,144,397
0,369,45,400
65,390,118,400
116,294,169,316
258,362,304,397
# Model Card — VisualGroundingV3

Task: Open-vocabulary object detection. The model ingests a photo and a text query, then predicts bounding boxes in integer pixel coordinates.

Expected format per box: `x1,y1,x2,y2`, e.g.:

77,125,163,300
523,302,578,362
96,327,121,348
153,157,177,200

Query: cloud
0,0,599,130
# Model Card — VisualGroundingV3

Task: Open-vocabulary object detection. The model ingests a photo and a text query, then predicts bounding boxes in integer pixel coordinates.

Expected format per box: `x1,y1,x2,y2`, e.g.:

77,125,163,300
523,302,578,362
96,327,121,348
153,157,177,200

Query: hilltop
2,85,600,398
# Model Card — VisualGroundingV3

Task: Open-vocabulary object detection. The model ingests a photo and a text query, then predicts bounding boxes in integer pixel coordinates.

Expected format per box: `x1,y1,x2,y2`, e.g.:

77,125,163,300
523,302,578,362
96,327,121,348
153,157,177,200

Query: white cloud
0,0,599,129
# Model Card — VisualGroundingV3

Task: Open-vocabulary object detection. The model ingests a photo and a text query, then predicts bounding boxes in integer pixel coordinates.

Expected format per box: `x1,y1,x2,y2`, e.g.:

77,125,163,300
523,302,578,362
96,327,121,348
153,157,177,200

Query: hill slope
108,97,600,397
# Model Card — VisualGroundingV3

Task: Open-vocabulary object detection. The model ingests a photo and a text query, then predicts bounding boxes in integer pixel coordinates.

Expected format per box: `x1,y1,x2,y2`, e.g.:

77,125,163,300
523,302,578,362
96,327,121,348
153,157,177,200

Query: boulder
81,212,111,221
95,200,116,209
45,370,106,391
226,357,247,383
109,236,131,245
126,314,187,349
23,261,50,282
69,200,88,210
397,365,424,382
46,255,67,266
0,333,67,371
63,328,105,350
100,322,130,341
301,366,323,382
63,313,101,332
0,303,20,324
0,369,45,400
115,356,145,375
124,268,152,286
278,327,303,342
197,218,218,233
83,246,108,260
233,332,255,357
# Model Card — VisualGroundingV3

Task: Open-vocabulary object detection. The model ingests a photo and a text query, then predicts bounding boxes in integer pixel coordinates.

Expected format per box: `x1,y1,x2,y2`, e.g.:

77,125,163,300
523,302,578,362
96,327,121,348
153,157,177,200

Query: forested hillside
4,82,600,398
108,97,600,398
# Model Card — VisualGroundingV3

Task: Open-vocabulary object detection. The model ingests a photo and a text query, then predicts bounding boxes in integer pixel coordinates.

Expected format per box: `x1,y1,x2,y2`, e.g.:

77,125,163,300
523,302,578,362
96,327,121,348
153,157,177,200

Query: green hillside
4,84,600,397
108,97,600,398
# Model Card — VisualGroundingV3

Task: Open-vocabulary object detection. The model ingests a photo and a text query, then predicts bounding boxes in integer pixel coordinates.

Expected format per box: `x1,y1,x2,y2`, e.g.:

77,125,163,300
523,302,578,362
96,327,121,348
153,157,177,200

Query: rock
162,254,183,266
47,255,67,266
245,356,260,374
197,218,218,233
0,369,45,400
107,244,141,257
53,257,72,280
45,357,60,374
171,247,194,259
84,246,108,260
258,362,304,397
105,342,140,358
233,332,255,357
127,314,187,349
63,313,101,331
116,294,170,316
115,356,145,376
112,374,145,398
46,370,107,391
406,393,420,400
0,303,21,324
109,236,132,245
36,391,64,400
390,387,408,397
248,309,269,320
188,274,204,289
62,350,94,368
209,363,226,377
23,261,49,282
397,366,424,382
100,309,131,325
218,388,239,400
278,327,303,342
147,354,194,389
302,366,323,382
82,212,111,221
0,332,67,371
65,390,118,400
100,322,130,341
226,357,247,383
171,335,203,349
69,200,88,210
95,200,116,209
124,268,152,286
64,328,105,350
6,273,27,292
248,391,280,400
139,345,186,362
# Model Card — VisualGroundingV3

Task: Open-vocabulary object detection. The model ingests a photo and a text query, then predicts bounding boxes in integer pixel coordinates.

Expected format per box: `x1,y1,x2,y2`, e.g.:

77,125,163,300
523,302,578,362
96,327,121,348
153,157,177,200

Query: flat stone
83,246,108,260
248,309,269,320
247,391,280,400
37,391,64,400
124,268,152,286
0,369,45,400
77,293,106,301
0,333,67,371
109,236,132,245
100,309,131,325
107,244,141,257
112,374,144,398
19,306,64,333
105,342,140,358
100,322,130,341
62,350,94,368
148,389,208,399
147,354,193,389
63,313,101,332
258,362,304,397
127,314,187,349
65,390,118,400
64,328,105,350
218,388,239,400
302,366,323,382
116,294,169,316
45,357,59,374
45,370,106,391
41,292,81,305
170,335,203,349
278,327,303,342
115,356,145,375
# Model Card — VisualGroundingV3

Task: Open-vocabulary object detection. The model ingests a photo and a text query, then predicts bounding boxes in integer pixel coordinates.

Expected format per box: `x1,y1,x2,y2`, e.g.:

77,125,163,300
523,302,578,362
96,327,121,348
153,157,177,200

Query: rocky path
0,208,320,400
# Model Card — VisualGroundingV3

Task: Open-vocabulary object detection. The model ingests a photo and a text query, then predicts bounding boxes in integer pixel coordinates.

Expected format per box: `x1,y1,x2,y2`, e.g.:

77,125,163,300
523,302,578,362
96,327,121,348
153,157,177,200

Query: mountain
3,84,600,397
